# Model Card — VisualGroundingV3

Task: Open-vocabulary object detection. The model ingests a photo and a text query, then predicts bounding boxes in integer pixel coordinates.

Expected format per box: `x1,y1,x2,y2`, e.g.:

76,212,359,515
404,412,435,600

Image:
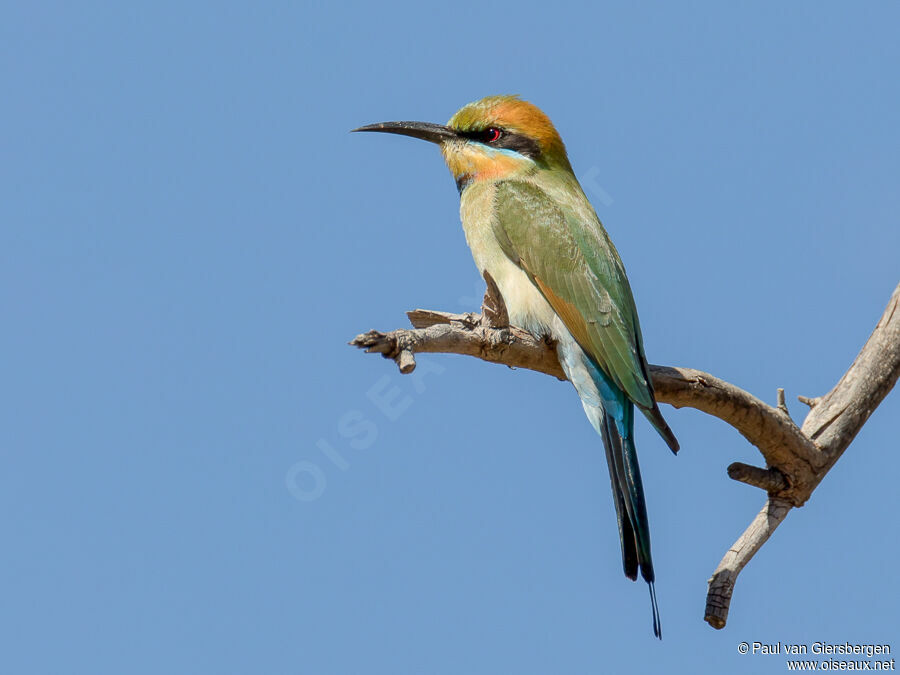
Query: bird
353,95,679,638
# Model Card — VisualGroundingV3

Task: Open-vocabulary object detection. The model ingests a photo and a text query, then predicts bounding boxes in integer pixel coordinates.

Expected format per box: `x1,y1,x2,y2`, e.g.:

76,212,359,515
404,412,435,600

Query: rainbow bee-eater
353,95,679,638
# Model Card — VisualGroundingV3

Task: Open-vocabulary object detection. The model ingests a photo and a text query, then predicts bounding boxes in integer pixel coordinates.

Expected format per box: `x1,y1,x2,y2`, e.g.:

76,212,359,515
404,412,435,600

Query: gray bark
351,281,900,629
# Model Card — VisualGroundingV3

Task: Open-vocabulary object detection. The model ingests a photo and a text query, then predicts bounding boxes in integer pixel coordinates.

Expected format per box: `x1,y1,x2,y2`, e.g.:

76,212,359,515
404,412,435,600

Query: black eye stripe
493,132,541,160
458,129,499,144
458,128,542,160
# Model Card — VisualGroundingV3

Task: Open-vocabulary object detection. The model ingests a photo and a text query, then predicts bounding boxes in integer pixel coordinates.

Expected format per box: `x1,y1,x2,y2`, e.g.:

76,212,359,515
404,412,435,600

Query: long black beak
351,121,458,145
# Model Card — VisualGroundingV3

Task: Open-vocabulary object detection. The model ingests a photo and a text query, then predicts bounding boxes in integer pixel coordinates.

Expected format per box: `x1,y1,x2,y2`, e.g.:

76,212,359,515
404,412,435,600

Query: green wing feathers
492,180,677,453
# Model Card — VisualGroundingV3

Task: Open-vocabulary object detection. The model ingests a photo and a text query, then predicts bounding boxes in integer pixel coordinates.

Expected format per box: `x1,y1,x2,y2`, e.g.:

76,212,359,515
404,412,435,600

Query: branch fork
351,281,900,630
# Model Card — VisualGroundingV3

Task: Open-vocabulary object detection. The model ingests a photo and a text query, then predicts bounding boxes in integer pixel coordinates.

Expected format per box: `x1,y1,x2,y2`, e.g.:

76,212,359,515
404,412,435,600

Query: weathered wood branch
350,281,900,630
727,462,788,492
705,282,900,628
353,312,818,479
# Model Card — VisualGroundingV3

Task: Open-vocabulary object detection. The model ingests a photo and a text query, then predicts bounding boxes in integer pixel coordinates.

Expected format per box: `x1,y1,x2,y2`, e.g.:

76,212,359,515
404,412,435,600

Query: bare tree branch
350,282,900,630
704,282,900,627
726,462,788,492
705,497,793,629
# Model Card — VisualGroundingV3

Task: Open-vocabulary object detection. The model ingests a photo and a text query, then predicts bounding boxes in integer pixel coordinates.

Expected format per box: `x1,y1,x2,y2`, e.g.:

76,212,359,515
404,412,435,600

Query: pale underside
459,179,606,411
460,181,561,338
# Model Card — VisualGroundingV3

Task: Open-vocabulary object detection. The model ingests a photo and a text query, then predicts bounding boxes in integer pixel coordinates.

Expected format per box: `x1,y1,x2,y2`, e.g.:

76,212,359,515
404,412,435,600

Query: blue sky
2,2,898,673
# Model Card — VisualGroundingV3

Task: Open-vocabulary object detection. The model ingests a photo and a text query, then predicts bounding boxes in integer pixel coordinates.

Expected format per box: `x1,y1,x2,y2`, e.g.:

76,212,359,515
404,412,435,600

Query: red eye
486,128,501,143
